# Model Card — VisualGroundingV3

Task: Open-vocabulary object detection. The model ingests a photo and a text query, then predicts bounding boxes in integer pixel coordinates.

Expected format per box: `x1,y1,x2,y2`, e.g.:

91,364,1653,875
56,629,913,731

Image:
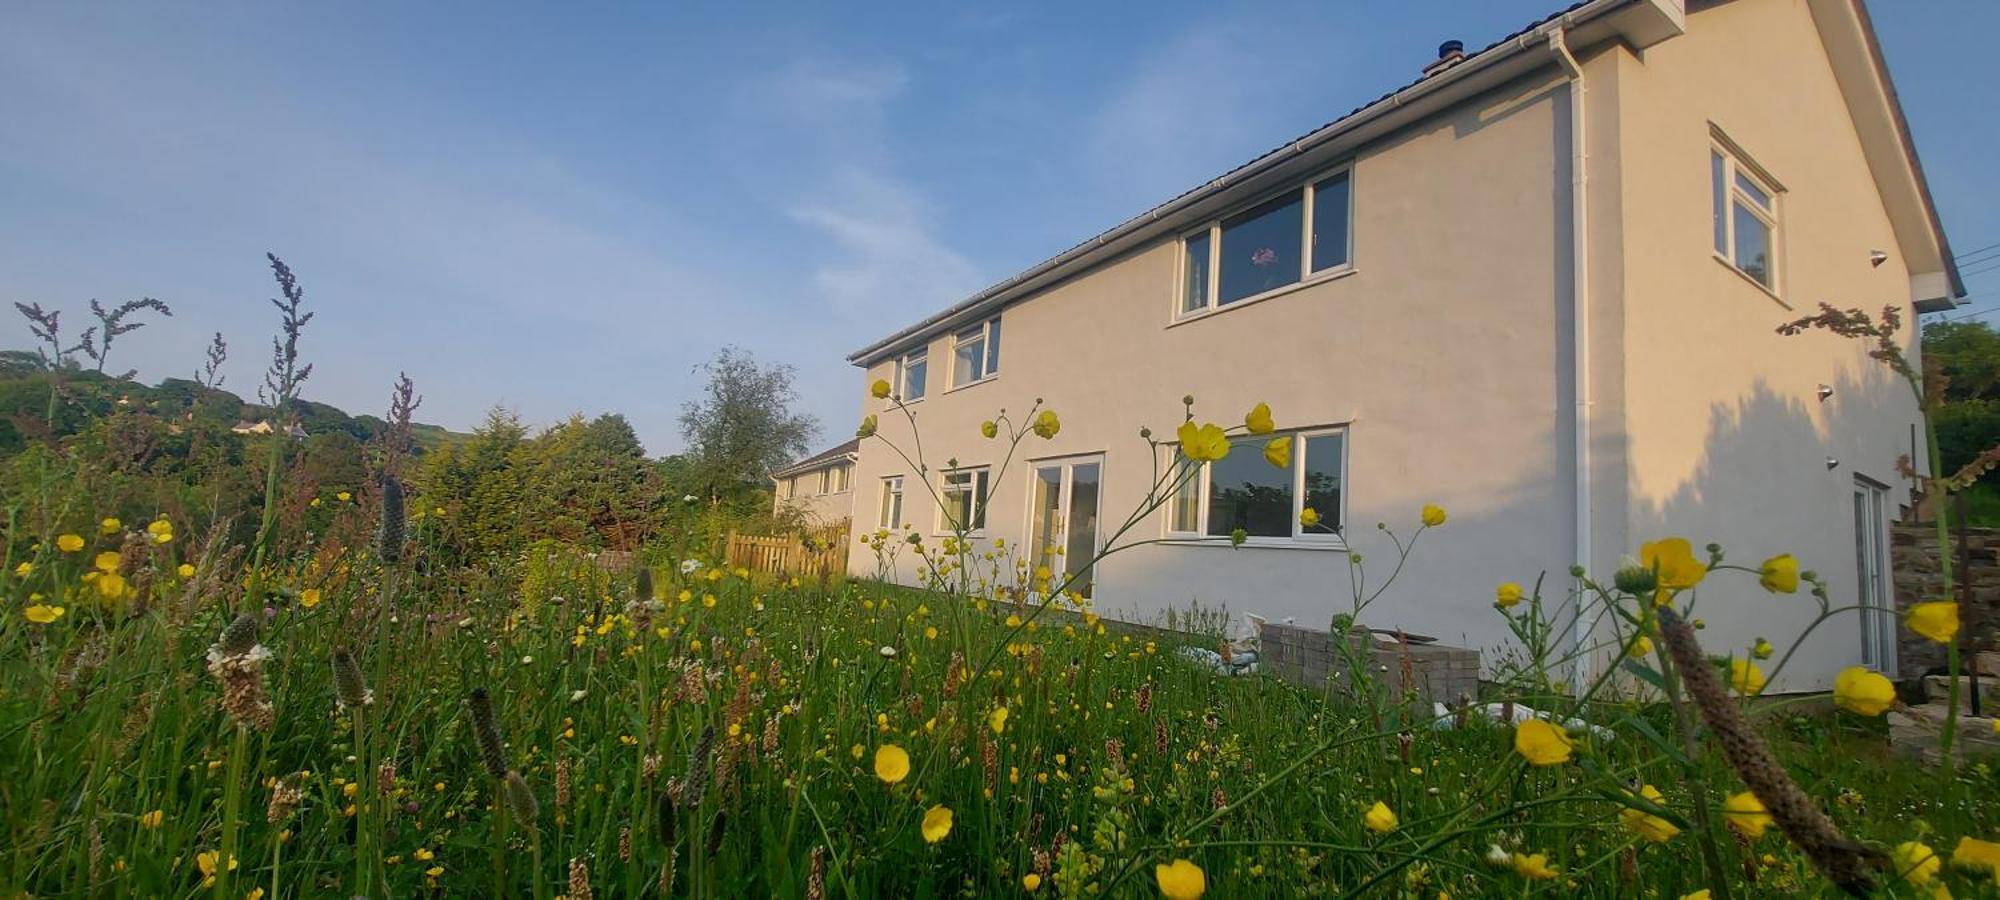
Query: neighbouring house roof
772,439,861,480
847,0,1960,365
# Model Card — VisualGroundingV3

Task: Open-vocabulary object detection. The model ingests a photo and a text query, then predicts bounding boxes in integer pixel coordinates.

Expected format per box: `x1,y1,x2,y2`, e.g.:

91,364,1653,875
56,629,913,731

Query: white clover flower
879,646,898,659
571,689,588,702
679,559,701,575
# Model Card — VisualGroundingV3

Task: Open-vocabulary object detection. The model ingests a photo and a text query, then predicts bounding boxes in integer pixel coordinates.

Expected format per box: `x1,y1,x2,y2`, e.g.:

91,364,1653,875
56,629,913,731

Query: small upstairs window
896,347,929,401
1711,141,1780,293
952,317,1002,387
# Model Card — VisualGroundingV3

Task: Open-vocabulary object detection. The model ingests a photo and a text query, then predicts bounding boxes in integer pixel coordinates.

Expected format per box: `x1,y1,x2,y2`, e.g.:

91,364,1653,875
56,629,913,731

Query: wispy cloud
789,167,980,324
1085,17,1353,208
730,55,981,340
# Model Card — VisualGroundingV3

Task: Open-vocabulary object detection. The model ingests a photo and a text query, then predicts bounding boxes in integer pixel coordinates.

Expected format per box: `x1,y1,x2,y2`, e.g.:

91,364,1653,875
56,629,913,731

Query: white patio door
1029,457,1103,600
1853,478,1896,672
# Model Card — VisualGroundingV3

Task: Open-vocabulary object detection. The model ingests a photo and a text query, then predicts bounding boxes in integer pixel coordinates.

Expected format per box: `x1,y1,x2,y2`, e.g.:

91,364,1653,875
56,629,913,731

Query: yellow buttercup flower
301,589,322,609
921,805,953,843
139,809,163,829
856,415,879,439
981,420,998,439
1681,892,1712,900
1729,660,1766,696
1628,634,1653,658
1833,667,1895,716
1640,538,1705,594
94,551,122,574
178,563,196,578
1513,719,1572,766
1363,801,1397,833
1244,402,1274,435
1951,836,2000,880
1176,422,1230,463
1894,841,1942,885
1908,601,1960,644
95,572,128,600
13,561,31,577
57,534,85,553
1494,582,1523,609
1022,873,1042,892
988,707,1009,734
1299,507,1321,529
147,517,172,537
1722,791,1770,839
1510,852,1558,880
1031,410,1061,439
1758,553,1799,593
100,517,122,535
873,745,910,784
1420,504,1446,527
24,604,66,624
871,379,892,399
1618,784,1679,843
1154,858,1206,900
1262,436,1291,469
1751,638,1774,659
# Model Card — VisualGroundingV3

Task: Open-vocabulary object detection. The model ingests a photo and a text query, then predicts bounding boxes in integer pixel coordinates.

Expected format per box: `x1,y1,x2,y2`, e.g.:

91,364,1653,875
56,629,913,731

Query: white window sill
1169,265,1356,329
1161,535,1350,551
1712,253,1786,308
943,374,998,396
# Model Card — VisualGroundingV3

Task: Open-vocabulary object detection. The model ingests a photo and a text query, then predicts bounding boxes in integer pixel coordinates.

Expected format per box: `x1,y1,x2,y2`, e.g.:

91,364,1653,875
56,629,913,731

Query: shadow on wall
1626,362,1917,692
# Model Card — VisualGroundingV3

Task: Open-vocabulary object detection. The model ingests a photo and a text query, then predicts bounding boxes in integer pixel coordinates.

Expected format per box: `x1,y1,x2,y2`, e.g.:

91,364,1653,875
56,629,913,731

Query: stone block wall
1892,523,2000,681
1258,622,1481,703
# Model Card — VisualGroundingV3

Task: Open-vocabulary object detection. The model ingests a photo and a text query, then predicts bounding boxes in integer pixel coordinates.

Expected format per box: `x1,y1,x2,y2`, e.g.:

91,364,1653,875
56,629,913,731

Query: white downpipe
1551,27,1593,682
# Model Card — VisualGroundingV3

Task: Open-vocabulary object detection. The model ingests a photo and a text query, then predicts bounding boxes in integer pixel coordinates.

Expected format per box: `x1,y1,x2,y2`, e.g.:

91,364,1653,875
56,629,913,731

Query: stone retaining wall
1892,523,2000,682
1258,622,1481,703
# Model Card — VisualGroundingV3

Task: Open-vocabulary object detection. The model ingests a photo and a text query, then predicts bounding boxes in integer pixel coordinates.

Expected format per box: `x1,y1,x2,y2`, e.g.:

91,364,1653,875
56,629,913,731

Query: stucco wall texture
848,0,1932,692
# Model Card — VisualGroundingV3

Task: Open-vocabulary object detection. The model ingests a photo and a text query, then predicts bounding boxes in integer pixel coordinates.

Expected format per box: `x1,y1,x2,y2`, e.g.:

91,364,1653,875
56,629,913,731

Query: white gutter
846,0,1639,366
1550,26,1594,681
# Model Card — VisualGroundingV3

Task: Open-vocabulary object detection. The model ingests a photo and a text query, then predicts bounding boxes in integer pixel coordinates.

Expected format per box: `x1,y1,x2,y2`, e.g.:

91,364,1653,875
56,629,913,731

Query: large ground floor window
1165,427,1346,545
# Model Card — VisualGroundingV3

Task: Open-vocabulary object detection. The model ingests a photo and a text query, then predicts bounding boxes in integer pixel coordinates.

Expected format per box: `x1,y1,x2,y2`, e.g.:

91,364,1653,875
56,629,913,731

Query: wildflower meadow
7,261,2000,898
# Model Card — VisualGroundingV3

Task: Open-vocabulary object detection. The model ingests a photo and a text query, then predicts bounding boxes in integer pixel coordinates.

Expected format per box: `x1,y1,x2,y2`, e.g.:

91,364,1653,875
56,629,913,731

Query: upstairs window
1711,143,1779,292
1163,427,1346,544
1178,167,1353,318
952,317,1002,387
939,467,991,533
895,347,929,401
830,464,850,493
818,469,831,494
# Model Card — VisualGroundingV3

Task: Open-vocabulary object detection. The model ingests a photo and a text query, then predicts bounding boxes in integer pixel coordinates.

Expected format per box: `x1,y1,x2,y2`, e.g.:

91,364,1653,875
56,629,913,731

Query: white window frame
1161,426,1349,548
879,475,904,529
830,464,850,494
1174,164,1355,322
936,466,992,535
949,316,1002,389
1710,135,1782,297
893,347,929,403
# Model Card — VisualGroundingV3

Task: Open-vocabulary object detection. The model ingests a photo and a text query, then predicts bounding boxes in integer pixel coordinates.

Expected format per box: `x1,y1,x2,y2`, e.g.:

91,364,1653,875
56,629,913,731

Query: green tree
677,346,816,510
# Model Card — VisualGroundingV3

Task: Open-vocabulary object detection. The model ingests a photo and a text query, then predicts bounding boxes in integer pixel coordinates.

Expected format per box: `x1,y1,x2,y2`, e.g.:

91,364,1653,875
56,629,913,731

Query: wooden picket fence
725,520,850,579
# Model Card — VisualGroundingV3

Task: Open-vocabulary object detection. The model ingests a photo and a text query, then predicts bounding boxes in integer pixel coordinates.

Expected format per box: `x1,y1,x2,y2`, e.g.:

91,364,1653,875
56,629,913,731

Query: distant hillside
0,349,467,453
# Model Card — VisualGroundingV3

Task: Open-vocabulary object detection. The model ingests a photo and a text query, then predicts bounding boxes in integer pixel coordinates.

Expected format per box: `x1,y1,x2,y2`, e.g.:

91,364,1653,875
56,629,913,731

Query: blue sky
3,2,1994,455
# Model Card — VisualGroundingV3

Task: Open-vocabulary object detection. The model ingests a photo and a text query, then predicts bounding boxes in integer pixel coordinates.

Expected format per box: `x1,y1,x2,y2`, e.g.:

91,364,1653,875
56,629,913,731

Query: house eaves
1809,0,1965,311
771,438,862,480
847,0,1686,367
